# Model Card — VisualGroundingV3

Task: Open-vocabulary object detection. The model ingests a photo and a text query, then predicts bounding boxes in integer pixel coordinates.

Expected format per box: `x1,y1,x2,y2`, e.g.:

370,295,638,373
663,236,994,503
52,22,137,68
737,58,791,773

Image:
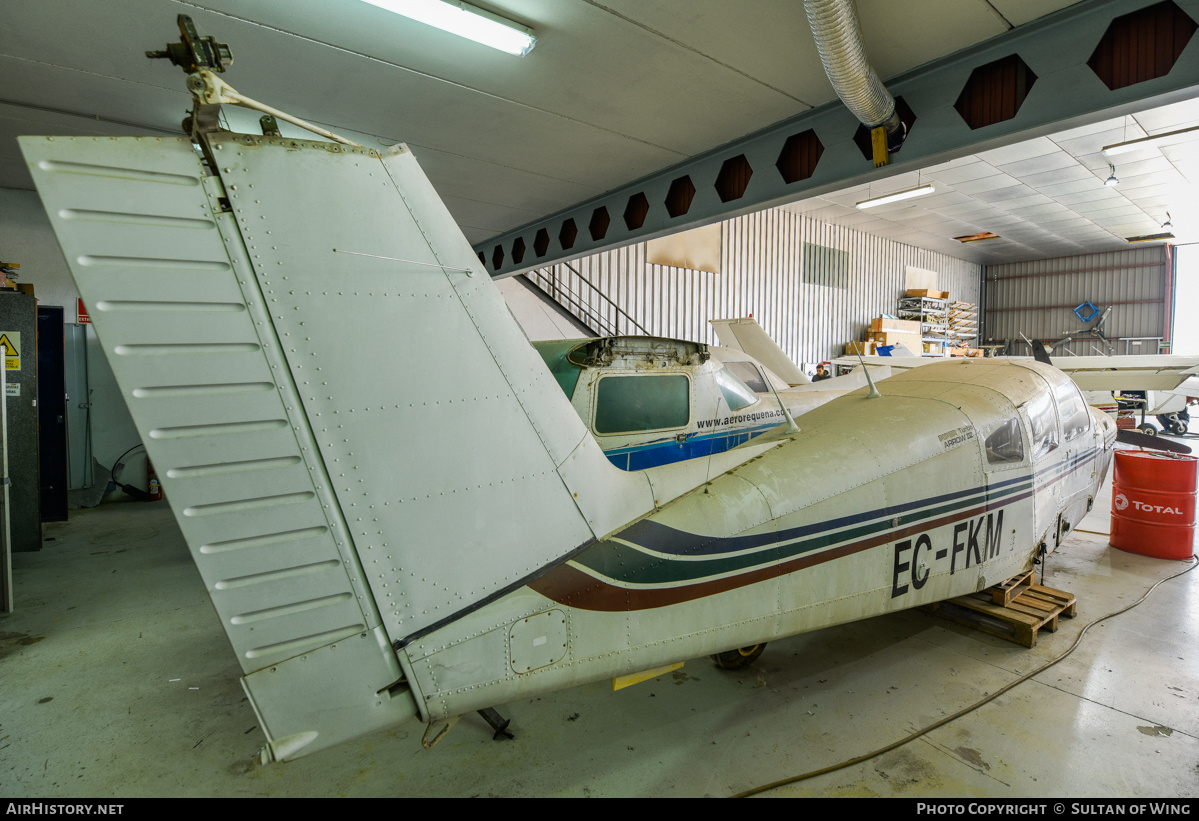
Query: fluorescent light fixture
361,0,537,56
1102,124,1199,157
953,232,1000,243
855,184,935,210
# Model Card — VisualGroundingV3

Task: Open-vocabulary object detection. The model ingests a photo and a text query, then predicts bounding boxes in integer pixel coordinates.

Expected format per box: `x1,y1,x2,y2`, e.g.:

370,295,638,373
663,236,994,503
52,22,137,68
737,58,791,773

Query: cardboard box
16,283,34,297
905,289,948,299
845,340,877,356
869,317,921,334
867,331,922,348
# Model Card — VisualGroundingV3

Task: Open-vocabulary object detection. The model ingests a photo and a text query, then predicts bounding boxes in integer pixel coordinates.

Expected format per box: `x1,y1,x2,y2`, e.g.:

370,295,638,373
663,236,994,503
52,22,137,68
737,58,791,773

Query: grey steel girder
476,0,1199,278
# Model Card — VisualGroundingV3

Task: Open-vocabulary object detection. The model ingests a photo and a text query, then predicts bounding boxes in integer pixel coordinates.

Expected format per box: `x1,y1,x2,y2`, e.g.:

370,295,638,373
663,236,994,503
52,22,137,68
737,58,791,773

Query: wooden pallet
925,571,1077,648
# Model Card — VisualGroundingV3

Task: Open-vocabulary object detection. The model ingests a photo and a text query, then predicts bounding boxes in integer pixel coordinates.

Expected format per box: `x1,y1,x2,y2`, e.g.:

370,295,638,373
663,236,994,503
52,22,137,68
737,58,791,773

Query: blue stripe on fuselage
602,422,779,471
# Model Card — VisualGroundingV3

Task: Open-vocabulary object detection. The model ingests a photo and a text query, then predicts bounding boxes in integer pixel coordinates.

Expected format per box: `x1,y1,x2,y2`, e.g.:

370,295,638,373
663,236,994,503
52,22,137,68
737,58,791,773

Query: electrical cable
109,443,144,478
731,554,1199,798
108,443,150,501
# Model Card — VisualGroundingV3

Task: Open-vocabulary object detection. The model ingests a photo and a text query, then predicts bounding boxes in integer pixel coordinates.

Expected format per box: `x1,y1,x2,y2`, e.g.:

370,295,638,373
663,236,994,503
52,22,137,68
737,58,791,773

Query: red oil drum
1110,451,1197,560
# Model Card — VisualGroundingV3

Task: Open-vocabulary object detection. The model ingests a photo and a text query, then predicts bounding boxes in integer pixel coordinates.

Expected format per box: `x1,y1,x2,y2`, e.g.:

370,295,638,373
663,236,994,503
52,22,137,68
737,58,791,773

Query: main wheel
1137,423,1157,437
711,643,766,670
1172,422,1188,435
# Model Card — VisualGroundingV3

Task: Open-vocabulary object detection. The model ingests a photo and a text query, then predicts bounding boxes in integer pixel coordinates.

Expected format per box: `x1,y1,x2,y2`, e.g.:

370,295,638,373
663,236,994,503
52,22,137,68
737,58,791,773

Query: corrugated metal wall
984,247,1169,357
525,207,982,365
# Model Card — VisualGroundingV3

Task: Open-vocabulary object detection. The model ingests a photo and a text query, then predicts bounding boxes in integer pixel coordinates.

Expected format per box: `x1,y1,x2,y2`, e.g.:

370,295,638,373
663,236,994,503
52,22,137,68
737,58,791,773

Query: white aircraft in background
531,335,888,471
1107,376,1197,436
832,337,1199,434
20,17,1173,763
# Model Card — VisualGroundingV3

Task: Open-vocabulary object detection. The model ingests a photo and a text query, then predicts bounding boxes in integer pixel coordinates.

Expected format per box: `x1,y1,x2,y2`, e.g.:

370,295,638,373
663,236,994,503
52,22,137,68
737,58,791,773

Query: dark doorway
37,306,67,522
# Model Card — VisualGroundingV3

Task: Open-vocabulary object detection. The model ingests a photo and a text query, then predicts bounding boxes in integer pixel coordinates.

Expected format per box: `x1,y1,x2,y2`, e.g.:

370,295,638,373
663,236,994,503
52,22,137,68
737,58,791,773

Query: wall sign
0,332,19,371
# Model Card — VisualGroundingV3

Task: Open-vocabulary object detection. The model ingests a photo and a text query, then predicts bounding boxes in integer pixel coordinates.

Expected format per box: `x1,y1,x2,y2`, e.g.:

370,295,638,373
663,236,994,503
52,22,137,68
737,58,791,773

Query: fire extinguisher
147,459,163,501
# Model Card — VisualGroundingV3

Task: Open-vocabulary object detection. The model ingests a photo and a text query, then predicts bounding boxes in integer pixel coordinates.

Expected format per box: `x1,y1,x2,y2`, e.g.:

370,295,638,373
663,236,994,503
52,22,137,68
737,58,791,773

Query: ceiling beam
476,0,1199,277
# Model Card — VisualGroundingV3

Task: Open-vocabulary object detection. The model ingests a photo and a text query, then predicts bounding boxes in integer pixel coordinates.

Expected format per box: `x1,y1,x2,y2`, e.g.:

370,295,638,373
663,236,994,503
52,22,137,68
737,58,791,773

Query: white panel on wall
525,207,982,365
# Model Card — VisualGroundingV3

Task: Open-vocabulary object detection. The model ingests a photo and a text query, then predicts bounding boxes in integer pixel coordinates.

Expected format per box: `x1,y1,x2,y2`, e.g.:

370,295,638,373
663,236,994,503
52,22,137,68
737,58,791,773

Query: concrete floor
2,448,1197,798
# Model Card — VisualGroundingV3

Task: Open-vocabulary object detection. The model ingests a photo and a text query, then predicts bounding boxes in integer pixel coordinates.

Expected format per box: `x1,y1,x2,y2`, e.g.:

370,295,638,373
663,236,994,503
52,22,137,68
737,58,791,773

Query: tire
1173,422,1188,435
711,643,766,670
1138,423,1157,437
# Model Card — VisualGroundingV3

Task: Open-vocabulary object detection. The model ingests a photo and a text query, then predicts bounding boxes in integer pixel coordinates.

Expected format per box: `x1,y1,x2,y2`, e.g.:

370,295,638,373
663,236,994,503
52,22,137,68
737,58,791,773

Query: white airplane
19,19,1144,763
1109,387,1194,436
711,316,1199,440
532,335,889,471
832,344,1199,430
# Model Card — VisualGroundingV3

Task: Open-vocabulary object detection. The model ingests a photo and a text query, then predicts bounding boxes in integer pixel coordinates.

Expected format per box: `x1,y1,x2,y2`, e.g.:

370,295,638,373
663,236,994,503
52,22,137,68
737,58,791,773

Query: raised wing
1049,355,1199,391
832,353,1199,394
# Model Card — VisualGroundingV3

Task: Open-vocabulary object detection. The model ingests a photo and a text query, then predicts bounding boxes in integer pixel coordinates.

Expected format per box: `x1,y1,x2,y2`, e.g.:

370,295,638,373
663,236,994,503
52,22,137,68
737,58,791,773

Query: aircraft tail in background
710,317,811,385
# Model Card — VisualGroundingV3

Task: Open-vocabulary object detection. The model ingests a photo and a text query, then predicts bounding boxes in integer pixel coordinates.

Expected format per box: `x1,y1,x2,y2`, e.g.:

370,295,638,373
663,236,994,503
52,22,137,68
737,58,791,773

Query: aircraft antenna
856,355,882,398
765,378,801,434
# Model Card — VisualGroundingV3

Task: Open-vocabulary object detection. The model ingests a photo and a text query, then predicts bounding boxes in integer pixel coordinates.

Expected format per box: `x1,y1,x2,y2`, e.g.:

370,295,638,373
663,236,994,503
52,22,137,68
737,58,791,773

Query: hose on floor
732,554,1199,798
109,443,150,502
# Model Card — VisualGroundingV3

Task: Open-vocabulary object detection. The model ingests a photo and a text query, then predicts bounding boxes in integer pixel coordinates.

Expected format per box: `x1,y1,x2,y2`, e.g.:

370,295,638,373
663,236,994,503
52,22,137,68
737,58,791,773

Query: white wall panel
527,207,981,365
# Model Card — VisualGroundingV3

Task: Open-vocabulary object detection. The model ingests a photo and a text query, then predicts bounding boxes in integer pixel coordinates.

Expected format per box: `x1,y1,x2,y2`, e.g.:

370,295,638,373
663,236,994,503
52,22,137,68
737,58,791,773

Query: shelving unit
948,301,978,349
897,296,949,356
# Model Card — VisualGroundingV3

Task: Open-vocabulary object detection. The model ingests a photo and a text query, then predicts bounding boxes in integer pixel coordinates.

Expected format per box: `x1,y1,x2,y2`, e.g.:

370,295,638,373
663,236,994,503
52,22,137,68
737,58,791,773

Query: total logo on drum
1115,492,1185,516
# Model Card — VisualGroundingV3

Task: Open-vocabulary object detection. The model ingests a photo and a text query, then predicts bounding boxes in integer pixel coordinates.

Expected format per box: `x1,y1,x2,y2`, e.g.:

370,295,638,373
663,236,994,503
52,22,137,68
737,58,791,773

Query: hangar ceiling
3,0,1198,271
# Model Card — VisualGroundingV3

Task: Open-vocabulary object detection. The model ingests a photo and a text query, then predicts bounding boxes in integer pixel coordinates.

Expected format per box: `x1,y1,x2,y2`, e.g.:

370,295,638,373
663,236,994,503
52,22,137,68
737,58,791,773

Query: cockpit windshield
722,361,769,393
714,365,760,411
1024,393,1060,460
1054,380,1091,441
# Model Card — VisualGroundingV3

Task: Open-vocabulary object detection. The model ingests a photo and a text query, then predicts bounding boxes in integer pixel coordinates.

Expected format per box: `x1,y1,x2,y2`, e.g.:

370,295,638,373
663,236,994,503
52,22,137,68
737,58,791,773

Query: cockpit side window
984,417,1024,464
1054,381,1091,441
1024,393,1060,460
594,374,690,434
714,365,760,411
723,361,769,394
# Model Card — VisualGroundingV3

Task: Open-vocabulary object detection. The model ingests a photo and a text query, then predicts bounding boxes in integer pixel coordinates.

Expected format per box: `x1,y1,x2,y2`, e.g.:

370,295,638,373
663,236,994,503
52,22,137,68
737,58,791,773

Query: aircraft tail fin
710,317,810,384
19,133,671,757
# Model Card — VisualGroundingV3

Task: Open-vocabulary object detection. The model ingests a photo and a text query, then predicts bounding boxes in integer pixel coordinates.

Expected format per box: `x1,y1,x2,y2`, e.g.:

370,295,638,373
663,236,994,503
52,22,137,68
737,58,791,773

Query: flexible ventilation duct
804,0,905,146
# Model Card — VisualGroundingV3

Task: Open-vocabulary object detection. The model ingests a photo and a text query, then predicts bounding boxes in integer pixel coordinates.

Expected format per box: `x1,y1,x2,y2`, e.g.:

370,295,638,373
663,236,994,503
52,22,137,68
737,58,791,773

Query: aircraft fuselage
402,359,1115,722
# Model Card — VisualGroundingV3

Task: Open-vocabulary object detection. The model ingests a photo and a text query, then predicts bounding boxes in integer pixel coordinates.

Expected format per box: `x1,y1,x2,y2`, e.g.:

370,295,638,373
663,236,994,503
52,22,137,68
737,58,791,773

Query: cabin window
723,361,770,393
1025,393,1060,460
714,366,759,411
1055,381,1090,441
984,417,1024,464
595,374,690,434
